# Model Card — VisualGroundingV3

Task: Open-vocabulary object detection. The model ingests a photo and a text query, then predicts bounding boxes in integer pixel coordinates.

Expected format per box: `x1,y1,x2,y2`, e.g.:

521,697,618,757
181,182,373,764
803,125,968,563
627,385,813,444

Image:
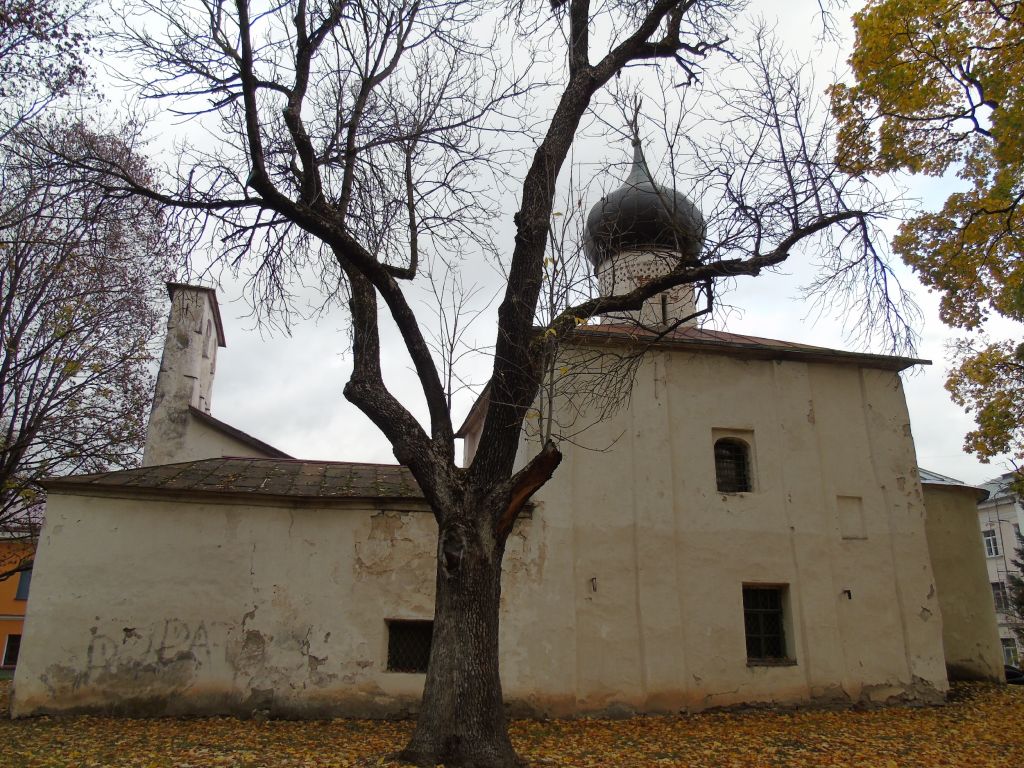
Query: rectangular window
386,620,433,673
983,529,1000,558
992,581,1010,613
743,586,791,664
2,634,21,667
1002,637,1020,667
15,569,31,601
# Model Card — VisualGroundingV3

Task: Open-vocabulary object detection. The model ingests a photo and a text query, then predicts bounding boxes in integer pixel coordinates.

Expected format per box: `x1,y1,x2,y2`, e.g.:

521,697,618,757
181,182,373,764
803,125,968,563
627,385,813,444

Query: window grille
983,529,1000,558
386,620,433,673
993,581,1010,613
2,634,21,667
715,438,751,493
743,587,788,662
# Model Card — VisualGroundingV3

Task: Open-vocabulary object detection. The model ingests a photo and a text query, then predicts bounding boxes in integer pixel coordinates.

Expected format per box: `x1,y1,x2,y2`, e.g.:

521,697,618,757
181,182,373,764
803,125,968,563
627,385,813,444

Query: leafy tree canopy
832,0,1024,467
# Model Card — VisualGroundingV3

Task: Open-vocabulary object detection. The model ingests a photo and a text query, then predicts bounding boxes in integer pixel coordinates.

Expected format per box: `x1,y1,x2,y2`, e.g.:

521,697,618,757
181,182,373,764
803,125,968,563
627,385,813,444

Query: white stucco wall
509,348,948,712
15,346,949,718
13,492,542,718
180,412,282,462
923,483,1004,681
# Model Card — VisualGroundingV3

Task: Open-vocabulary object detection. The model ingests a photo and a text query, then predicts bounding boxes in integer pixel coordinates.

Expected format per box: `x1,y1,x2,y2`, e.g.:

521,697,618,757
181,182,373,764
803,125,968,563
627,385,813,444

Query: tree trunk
399,512,520,768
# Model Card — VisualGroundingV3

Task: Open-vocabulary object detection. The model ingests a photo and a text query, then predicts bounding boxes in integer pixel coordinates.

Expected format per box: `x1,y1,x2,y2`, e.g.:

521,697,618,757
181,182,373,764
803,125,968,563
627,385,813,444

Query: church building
10,147,1004,718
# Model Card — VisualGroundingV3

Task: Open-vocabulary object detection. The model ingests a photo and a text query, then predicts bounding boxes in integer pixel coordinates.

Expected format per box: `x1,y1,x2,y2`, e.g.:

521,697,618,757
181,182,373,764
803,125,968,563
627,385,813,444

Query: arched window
715,437,751,493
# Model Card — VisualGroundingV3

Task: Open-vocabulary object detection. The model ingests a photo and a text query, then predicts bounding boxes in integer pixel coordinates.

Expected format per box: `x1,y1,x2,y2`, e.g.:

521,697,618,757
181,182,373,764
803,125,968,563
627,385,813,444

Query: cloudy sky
133,0,1015,488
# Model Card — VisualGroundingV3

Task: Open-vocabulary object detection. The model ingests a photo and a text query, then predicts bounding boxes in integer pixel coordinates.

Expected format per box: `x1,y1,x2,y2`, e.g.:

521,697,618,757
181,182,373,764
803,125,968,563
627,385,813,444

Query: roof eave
565,329,929,372
455,385,490,438
41,480,432,508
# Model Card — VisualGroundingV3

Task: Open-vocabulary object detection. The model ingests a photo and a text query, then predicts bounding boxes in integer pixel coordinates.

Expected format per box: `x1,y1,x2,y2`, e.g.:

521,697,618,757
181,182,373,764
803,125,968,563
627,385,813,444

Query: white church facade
10,148,1006,718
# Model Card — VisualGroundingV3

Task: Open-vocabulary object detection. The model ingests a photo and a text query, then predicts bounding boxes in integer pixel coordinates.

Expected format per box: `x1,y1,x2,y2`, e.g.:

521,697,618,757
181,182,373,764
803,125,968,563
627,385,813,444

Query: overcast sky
129,1,1016,488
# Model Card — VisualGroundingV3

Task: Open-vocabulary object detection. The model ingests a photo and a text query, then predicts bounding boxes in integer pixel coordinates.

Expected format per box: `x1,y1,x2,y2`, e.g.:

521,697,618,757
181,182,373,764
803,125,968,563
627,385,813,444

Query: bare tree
0,125,173,578
53,2,915,764
422,263,495,414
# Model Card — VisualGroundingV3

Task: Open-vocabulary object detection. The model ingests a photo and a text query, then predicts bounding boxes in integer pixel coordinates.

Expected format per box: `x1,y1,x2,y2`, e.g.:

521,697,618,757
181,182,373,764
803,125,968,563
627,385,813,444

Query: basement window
386,620,433,673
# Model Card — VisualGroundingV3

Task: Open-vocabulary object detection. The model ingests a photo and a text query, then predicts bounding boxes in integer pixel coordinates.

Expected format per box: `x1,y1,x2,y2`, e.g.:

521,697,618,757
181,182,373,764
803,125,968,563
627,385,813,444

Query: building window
743,586,791,663
983,529,1000,558
993,581,1010,613
1002,637,1020,667
202,319,213,359
14,569,31,601
2,635,21,667
386,620,433,673
715,438,752,493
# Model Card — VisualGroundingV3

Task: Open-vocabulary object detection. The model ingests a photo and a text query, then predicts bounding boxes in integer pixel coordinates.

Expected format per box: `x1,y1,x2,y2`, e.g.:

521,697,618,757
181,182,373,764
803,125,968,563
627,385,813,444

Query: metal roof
565,323,929,372
584,142,704,267
918,468,989,502
978,471,1021,504
43,457,423,503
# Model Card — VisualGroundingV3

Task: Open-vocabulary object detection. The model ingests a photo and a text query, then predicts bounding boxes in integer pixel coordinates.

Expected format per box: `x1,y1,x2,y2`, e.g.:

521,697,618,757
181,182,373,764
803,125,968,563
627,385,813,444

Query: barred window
386,620,433,673
715,438,751,493
743,586,789,663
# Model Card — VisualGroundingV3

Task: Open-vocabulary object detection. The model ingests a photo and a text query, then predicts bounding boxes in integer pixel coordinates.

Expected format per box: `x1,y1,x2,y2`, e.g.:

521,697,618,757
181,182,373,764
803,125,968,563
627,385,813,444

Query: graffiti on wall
85,619,212,681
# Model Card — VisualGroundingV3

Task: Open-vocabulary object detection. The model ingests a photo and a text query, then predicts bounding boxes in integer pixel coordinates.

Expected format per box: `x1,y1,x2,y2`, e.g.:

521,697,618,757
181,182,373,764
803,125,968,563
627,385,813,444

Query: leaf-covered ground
2,682,1022,767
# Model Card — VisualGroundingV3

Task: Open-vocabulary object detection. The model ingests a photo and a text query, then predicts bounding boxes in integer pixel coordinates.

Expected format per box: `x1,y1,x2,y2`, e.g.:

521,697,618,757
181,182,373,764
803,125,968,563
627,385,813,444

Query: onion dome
584,141,705,268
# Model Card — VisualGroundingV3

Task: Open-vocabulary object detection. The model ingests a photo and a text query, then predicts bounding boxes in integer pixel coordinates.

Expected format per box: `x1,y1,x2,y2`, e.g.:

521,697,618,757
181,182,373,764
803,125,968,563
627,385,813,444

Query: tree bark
399,507,519,768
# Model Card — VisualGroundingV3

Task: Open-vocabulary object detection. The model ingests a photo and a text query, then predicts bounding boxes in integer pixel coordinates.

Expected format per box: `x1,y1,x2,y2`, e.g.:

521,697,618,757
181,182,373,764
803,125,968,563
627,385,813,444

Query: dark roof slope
566,323,928,372
188,407,293,459
43,457,423,502
584,142,704,267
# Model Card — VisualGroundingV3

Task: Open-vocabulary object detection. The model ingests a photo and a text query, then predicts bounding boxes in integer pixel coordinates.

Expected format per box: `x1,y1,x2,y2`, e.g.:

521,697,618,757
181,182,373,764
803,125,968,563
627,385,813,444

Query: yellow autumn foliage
832,0,1024,466
1,681,1022,767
